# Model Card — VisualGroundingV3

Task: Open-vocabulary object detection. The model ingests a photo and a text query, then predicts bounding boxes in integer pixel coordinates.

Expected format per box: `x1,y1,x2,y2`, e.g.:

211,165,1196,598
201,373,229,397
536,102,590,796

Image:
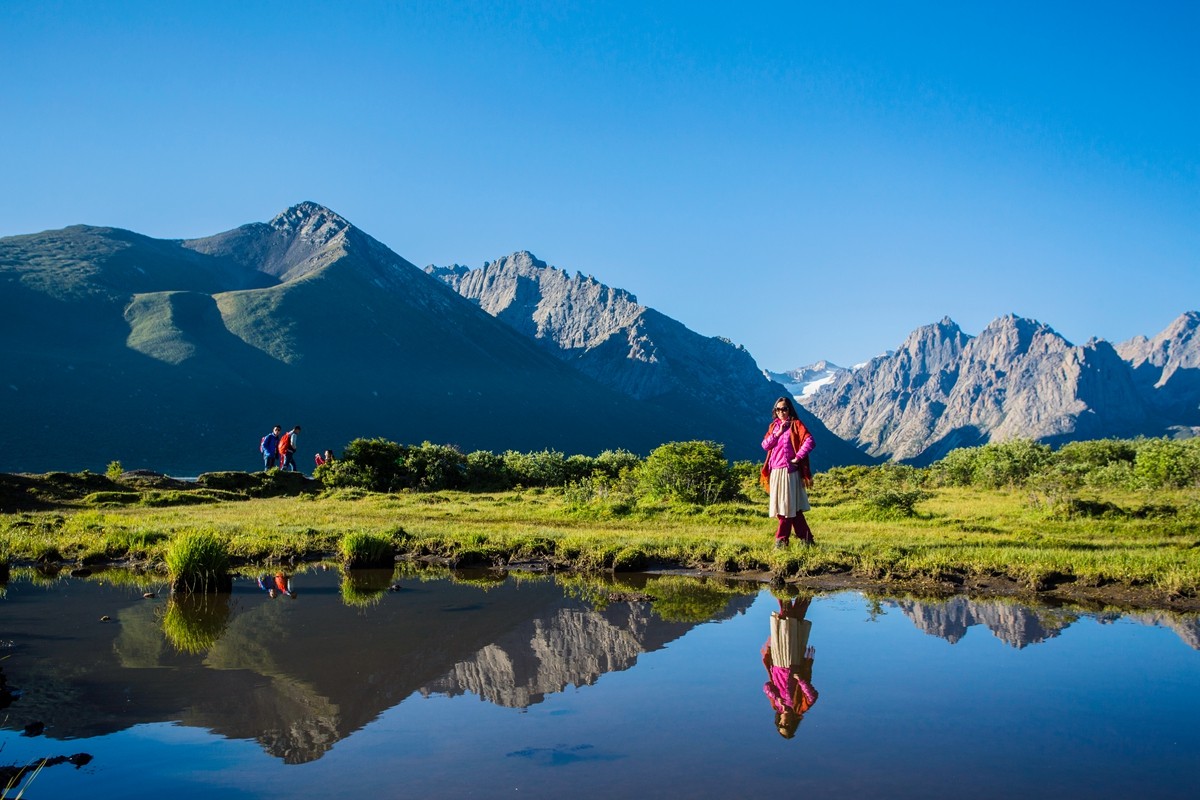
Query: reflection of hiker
760,397,815,548
257,571,296,599
260,425,282,470
314,449,334,467
278,425,301,472
761,595,818,739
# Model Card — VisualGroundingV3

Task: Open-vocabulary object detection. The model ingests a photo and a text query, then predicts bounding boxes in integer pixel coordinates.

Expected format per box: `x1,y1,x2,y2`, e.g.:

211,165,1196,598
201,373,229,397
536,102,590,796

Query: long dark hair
773,396,799,420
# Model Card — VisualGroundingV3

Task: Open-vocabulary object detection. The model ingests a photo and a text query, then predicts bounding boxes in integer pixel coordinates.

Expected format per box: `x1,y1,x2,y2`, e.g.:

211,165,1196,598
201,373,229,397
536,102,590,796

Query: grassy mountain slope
1,204,781,473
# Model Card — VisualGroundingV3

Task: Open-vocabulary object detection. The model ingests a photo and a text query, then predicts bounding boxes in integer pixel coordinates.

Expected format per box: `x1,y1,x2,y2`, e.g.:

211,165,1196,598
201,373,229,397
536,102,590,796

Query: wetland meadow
2,437,1199,797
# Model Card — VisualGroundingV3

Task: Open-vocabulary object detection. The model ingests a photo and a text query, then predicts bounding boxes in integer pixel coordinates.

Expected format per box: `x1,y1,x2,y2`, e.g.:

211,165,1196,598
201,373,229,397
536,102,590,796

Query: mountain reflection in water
0,569,752,764
888,595,1200,649
0,567,1199,798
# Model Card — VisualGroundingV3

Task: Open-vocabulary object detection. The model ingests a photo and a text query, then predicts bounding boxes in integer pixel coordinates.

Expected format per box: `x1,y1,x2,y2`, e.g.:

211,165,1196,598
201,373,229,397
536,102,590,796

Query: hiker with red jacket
278,425,301,472
260,425,282,470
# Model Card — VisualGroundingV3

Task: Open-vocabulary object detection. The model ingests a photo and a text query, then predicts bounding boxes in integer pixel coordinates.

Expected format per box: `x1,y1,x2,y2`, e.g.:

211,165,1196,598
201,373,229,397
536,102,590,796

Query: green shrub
1085,460,1136,489
595,449,643,478
932,439,1052,488
1133,438,1200,489
464,450,512,491
503,449,569,487
106,461,124,481
731,459,766,499
934,448,979,487
338,437,408,492
402,442,467,491
315,459,377,491
638,440,736,505
1056,439,1138,471
862,488,931,518
564,454,600,483
817,464,877,492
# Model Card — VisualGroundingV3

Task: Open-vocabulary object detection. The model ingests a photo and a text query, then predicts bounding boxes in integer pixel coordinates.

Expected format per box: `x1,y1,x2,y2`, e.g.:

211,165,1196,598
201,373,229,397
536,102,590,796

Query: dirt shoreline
17,551,1200,615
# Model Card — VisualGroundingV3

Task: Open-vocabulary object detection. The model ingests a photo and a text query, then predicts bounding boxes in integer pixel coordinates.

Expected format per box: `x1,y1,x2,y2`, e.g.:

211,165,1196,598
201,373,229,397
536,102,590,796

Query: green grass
2,481,1199,602
340,530,396,568
163,531,231,593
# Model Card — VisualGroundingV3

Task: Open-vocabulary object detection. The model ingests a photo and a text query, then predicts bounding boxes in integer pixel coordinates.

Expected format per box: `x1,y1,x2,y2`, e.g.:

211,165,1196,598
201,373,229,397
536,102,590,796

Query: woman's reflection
761,593,818,738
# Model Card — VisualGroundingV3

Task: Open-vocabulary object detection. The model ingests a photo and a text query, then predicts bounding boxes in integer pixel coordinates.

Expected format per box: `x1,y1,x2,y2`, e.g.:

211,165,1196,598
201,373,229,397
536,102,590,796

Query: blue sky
2,1,1196,369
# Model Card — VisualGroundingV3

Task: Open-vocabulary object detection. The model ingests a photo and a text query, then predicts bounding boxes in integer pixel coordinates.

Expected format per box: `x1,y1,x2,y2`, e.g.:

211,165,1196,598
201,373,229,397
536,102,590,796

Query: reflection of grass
161,593,232,654
3,482,1200,598
340,568,395,607
449,567,509,590
555,572,755,621
645,575,757,623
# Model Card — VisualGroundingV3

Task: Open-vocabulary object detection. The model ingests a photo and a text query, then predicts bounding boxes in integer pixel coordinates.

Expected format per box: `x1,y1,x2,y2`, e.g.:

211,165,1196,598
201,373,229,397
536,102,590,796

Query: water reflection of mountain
0,573,749,764
1115,610,1200,650
420,598,748,707
890,596,1079,648
890,596,1200,650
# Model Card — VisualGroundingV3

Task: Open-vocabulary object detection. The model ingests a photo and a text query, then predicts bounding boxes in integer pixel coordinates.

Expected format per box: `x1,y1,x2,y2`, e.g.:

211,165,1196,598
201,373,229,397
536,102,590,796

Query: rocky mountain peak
1114,311,1200,415
889,316,971,379
268,202,354,246
427,251,870,467
429,252,645,348
493,250,550,276
974,314,1068,358
799,311,1168,463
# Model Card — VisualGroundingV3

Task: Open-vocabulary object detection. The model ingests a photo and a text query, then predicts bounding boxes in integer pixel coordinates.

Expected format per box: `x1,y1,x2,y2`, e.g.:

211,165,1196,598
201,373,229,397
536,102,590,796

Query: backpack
279,432,294,454
260,435,271,454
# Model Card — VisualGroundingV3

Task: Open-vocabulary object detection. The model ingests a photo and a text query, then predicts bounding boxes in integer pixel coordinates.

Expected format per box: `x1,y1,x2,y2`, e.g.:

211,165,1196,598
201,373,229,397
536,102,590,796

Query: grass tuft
164,531,230,593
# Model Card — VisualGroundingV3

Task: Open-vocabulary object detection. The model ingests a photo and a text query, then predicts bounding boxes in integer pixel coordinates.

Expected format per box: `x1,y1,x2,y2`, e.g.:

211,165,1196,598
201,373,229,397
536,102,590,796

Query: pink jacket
762,420,815,471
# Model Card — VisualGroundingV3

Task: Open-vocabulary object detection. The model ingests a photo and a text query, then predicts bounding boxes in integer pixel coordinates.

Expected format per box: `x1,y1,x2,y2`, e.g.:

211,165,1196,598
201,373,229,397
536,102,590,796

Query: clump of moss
83,491,141,506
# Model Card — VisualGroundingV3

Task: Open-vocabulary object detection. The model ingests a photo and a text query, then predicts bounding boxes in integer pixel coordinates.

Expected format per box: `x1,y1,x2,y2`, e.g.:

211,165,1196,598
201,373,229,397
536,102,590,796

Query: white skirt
769,612,813,667
768,468,810,517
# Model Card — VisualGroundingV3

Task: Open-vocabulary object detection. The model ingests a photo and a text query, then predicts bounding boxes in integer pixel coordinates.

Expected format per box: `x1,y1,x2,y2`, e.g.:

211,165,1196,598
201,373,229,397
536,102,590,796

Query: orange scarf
759,419,814,491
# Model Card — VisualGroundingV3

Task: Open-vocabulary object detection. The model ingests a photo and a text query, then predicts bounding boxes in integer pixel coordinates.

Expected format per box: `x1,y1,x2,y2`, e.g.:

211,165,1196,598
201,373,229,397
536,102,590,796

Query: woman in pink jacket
760,397,815,547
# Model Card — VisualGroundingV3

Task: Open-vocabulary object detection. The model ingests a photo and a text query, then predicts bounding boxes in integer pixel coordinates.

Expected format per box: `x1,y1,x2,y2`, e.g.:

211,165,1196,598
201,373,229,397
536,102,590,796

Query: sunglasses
774,407,788,412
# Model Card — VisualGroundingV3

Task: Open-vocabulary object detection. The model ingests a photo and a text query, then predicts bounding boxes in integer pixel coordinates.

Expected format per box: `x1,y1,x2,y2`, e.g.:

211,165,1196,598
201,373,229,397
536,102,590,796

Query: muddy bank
11,549,1198,615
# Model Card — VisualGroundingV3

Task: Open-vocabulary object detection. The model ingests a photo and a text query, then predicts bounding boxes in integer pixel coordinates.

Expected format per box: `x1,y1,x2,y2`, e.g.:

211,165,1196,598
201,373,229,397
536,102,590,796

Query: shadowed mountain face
2,203,861,472
427,252,872,470
799,314,1190,464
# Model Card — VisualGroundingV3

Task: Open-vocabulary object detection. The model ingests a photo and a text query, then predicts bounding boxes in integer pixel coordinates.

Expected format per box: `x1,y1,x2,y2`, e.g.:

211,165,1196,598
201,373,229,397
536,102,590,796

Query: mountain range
425,252,865,469
0,202,862,473
794,312,1200,464
5,200,1193,473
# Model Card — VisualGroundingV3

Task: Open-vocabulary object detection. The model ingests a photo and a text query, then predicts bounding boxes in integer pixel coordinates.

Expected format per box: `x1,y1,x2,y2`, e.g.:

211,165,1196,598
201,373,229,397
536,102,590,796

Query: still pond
1,567,1197,799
